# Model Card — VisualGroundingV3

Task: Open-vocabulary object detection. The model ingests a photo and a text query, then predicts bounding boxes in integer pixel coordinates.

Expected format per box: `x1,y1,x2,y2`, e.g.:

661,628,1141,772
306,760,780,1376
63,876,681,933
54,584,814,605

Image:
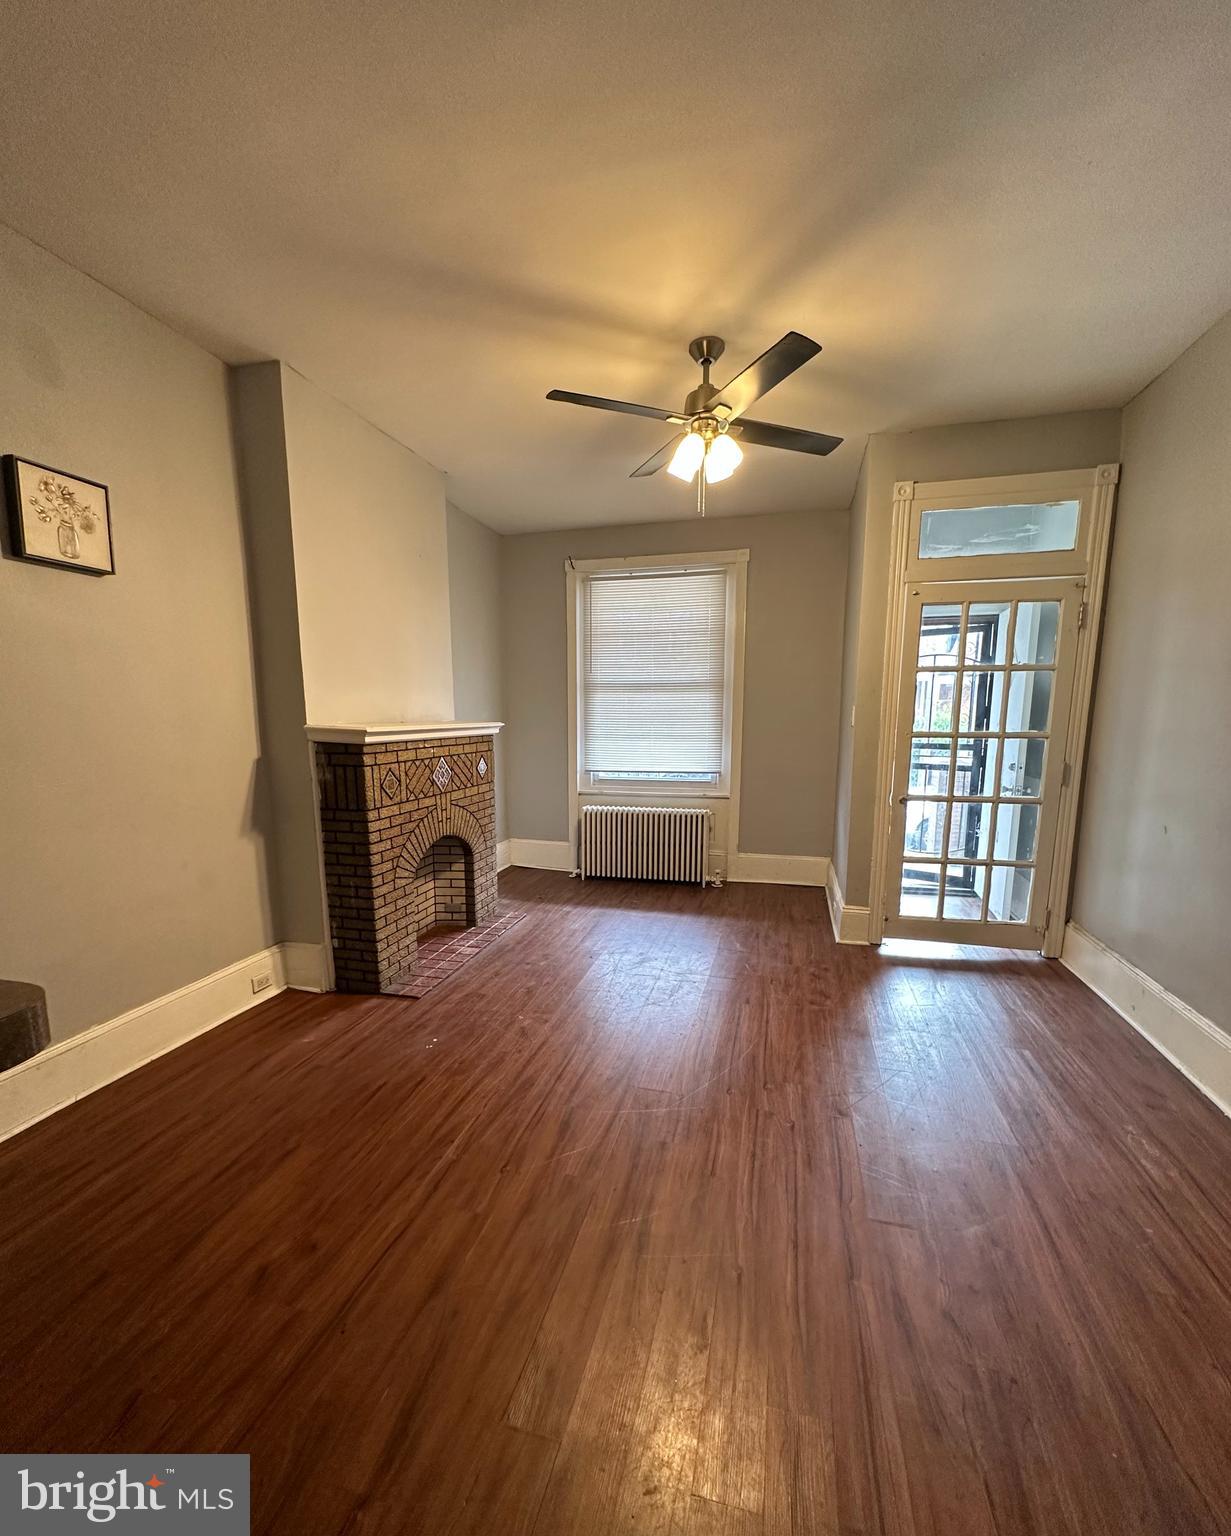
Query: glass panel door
885,579,1082,947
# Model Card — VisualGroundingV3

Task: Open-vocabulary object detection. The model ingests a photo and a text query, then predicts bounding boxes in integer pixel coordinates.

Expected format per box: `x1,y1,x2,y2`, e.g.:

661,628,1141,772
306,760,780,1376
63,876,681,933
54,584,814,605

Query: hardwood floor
1,869,1228,1534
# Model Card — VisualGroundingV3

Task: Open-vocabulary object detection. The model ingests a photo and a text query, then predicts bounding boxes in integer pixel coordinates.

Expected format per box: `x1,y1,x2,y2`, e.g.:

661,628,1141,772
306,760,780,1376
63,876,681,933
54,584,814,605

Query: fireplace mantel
306,721,503,745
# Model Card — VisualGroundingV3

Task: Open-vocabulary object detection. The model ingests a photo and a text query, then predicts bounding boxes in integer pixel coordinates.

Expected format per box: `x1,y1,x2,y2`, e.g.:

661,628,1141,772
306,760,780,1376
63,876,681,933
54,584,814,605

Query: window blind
582,567,728,777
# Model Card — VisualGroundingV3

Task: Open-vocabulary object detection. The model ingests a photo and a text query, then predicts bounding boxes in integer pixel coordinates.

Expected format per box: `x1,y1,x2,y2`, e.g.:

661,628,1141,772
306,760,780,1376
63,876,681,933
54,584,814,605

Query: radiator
579,805,711,885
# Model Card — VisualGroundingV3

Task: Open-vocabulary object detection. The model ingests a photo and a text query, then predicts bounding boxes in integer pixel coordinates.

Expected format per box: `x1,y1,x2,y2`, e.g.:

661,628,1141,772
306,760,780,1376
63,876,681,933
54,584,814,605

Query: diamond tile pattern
380,767,401,801
432,757,452,790
405,761,436,799
477,755,488,778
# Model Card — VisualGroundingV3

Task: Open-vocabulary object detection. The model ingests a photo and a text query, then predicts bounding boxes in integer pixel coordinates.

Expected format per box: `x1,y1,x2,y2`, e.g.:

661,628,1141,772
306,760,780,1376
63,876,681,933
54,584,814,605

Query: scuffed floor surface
1,869,1228,1534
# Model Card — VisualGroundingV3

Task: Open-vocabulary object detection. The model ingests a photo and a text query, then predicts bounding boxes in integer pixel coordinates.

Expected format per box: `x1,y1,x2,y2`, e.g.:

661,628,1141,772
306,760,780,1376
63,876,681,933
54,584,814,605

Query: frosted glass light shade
667,431,706,482
704,433,743,482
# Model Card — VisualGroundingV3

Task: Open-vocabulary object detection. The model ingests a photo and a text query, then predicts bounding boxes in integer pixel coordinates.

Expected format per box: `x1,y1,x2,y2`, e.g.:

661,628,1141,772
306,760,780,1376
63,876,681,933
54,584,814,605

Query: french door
883,577,1082,947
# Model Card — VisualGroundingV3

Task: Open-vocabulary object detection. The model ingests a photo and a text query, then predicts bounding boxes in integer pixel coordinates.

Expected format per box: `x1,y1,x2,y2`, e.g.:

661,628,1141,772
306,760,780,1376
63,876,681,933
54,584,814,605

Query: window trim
566,549,748,876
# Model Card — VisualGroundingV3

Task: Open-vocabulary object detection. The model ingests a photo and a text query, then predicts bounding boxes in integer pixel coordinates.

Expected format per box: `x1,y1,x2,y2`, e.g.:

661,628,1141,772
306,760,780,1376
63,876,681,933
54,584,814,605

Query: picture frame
3,455,114,575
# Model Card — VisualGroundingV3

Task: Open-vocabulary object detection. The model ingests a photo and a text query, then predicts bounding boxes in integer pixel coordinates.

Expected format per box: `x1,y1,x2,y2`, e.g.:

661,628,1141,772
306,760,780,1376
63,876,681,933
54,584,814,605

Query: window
573,555,744,793
917,500,1080,560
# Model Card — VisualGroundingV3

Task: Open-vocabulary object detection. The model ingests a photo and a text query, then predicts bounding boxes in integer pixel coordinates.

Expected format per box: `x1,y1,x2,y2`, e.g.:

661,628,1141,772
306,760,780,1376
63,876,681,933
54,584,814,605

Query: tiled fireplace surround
309,723,502,993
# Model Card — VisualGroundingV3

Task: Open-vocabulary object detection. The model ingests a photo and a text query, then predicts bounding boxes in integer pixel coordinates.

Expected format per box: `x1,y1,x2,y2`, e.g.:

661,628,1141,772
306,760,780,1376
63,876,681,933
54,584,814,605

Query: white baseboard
496,839,512,871
728,853,829,887
826,864,872,944
1061,923,1231,1119
283,940,329,992
0,940,330,1144
505,838,575,872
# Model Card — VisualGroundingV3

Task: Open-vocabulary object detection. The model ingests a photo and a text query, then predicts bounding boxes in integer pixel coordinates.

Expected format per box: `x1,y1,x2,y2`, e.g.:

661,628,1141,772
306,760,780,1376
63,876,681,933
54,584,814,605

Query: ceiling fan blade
710,332,822,420
629,436,683,478
731,418,843,456
547,389,686,424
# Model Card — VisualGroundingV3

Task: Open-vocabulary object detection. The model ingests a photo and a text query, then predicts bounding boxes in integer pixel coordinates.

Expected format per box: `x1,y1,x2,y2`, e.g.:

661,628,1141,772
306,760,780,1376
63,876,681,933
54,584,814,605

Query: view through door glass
899,595,1060,928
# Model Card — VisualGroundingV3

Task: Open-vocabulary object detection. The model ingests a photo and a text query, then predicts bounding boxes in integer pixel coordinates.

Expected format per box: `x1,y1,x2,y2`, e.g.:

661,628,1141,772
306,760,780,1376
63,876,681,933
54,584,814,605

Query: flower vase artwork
3,456,113,574
34,475,96,559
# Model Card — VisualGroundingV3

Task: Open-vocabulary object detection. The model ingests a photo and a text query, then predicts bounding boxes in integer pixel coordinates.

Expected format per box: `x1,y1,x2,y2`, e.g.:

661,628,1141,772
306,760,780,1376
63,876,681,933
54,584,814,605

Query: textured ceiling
1,0,1230,532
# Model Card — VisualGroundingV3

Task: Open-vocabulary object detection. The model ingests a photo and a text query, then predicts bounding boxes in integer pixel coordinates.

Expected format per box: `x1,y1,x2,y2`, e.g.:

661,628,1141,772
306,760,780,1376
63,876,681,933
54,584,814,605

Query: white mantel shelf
306,721,503,745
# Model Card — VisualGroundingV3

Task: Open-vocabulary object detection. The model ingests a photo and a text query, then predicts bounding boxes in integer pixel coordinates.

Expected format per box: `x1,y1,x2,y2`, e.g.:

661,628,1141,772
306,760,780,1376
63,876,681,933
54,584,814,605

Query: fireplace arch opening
410,835,476,936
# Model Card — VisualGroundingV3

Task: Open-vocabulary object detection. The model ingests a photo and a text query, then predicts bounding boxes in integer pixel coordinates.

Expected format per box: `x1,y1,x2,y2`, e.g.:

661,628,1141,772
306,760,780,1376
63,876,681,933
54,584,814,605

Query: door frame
867,463,1119,956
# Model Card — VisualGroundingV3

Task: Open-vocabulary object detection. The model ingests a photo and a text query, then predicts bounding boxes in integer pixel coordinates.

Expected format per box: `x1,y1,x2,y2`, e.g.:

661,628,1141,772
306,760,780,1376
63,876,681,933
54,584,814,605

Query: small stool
0,980,50,1072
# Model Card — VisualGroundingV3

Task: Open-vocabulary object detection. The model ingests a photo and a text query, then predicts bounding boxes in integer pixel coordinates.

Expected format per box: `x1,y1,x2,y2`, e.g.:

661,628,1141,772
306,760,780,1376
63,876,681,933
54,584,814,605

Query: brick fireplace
308,722,502,994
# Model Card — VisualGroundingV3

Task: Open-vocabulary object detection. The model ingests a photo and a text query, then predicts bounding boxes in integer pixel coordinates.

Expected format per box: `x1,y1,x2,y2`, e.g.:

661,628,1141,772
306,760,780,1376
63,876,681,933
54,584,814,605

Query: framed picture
3,455,114,574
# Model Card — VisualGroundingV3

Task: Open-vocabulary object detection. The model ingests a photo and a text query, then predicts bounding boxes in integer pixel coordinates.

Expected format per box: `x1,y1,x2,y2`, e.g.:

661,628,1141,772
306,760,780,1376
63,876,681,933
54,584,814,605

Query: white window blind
582,567,728,778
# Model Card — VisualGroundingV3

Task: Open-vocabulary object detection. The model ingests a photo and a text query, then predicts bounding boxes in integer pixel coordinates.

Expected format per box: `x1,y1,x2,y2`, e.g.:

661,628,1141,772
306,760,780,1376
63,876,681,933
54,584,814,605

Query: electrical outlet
250,971,274,994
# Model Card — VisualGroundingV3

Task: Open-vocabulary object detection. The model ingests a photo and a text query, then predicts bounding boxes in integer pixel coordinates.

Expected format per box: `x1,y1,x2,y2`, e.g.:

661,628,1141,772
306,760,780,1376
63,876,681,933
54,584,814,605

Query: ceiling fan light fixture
667,429,706,482
548,331,842,484
703,431,743,483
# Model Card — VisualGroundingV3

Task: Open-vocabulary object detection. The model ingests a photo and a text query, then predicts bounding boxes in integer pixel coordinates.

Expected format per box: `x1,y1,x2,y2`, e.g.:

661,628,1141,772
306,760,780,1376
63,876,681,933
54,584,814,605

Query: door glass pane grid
954,736,1000,799
1012,601,1060,665
913,607,1058,732
993,802,1039,861
1006,669,1053,733
989,864,1034,923
916,603,963,669
999,738,1047,799
916,604,1064,667
908,736,955,797
899,595,1063,927
900,861,942,918
943,862,992,920
900,856,1041,926
903,800,948,859
957,669,1006,733
948,797,992,859
965,601,1011,664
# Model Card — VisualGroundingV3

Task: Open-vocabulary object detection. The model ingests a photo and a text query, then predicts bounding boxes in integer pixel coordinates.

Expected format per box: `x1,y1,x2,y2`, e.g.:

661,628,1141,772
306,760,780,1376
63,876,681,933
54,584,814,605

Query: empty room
1,1,1229,1531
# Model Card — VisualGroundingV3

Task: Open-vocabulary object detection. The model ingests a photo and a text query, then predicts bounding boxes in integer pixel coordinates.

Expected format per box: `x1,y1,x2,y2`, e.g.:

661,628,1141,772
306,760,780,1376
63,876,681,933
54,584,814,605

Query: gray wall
0,224,275,1041
279,365,454,725
1072,314,1231,1030
500,509,849,856
447,501,507,843
230,362,322,945
833,409,1124,905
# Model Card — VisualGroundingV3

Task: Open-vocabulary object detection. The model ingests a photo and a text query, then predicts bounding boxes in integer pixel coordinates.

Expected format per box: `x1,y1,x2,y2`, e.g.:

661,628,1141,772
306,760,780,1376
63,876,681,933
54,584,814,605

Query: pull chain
697,446,707,518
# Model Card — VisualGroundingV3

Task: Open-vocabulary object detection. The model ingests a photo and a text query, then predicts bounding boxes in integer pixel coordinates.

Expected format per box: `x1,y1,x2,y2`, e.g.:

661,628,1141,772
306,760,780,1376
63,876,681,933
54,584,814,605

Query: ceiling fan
547,332,842,490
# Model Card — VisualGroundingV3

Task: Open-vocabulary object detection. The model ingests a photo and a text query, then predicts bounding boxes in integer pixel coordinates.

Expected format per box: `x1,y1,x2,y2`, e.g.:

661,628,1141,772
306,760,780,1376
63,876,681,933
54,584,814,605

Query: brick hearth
309,723,502,994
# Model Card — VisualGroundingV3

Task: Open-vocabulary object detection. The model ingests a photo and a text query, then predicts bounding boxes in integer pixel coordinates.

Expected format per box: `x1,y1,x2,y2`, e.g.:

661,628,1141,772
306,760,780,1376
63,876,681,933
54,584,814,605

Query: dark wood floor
1,870,1229,1534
